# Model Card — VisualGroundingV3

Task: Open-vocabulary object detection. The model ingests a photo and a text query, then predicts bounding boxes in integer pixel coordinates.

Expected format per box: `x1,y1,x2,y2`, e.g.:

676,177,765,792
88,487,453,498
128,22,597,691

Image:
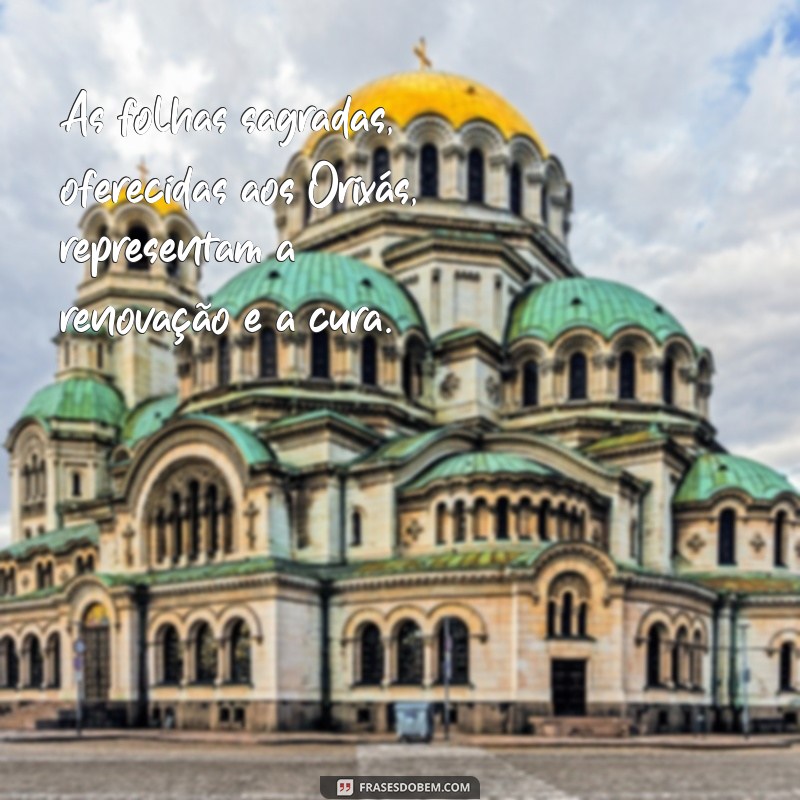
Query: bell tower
66,165,203,408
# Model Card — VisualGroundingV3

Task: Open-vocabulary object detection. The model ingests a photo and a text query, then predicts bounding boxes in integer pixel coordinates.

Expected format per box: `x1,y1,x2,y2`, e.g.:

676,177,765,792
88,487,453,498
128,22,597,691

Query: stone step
528,715,632,738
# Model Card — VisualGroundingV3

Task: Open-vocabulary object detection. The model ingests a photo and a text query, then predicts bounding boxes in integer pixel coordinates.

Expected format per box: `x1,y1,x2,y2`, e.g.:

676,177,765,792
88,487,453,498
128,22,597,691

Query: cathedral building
2,66,799,735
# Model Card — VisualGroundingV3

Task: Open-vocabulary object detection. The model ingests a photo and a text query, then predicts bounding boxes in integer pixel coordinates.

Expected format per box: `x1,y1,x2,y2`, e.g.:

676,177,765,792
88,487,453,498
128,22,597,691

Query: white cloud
0,0,798,527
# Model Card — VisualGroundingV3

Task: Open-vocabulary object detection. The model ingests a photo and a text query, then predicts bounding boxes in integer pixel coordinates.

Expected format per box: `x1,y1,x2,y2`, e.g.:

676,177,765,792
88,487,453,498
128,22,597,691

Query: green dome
122,394,179,447
22,377,126,427
211,252,425,334
404,451,555,491
674,453,797,505
507,277,689,345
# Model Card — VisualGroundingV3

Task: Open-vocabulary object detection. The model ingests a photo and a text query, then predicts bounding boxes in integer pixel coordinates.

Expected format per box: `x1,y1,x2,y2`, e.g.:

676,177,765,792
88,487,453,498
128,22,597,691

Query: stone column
442,143,465,200
488,153,509,207
422,635,435,688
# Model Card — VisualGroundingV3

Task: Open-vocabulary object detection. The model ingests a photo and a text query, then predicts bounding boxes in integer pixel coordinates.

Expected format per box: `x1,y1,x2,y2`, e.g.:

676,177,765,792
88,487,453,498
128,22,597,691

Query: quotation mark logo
336,778,354,797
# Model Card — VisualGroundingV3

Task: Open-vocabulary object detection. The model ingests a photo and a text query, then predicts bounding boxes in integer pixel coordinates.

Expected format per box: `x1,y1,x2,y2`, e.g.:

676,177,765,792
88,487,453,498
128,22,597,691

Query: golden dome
302,71,547,157
103,186,184,217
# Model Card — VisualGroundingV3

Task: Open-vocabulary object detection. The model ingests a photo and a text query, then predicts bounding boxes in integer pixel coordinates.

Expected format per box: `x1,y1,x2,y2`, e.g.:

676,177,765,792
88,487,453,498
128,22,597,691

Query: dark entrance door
551,659,586,716
82,604,110,703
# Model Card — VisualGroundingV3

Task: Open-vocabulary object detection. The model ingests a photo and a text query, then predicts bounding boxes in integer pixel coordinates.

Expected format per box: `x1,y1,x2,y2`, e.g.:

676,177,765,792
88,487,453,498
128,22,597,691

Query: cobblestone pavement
0,739,797,799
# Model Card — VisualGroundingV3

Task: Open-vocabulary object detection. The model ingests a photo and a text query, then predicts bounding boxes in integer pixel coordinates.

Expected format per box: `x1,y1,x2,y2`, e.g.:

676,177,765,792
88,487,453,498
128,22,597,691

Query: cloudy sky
0,0,799,540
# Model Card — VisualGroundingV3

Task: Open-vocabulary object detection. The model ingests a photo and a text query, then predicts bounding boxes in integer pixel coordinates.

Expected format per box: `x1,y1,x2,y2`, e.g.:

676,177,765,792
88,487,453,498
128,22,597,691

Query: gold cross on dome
413,37,432,70
137,158,148,182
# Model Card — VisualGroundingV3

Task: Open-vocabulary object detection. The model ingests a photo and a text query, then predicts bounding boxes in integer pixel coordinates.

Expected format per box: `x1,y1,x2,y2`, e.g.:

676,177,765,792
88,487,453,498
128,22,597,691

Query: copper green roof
122,394,179,446
185,414,275,467
404,451,555,491
684,571,800,595
264,409,380,441
0,522,99,562
506,277,690,345
21,378,125,427
210,251,425,334
674,453,797,505
357,427,467,466
583,426,667,456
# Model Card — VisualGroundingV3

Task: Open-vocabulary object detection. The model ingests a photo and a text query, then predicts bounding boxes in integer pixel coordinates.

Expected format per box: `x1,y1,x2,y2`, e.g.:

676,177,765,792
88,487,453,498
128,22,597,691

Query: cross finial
413,37,432,70
137,158,148,182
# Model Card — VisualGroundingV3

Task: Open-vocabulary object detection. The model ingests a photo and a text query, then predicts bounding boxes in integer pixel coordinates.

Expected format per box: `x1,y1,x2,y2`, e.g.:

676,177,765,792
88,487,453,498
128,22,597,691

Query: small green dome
22,377,126,427
674,453,797,505
404,451,555,491
507,277,689,345
122,394,179,447
211,252,425,334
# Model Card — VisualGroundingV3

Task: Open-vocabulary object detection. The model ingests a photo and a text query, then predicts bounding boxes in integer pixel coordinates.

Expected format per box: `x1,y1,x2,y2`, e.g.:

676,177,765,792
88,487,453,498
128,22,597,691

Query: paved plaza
0,739,797,799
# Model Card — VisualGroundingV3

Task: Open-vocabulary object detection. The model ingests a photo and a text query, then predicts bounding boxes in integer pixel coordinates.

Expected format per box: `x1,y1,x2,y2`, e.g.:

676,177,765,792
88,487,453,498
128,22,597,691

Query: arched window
46,633,60,689
663,356,675,405
303,180,313,225
351,510,362,547
193,622,217,684
0,637,19,689
419,144,438,198
332,159,345,213
166,231,182,278
160,625,182,685
359,623,383,685
97,343,104,370
438,617,469,685
361,335,377,386
170,491,183,562
560,592,573,637
541,186,549,226
647,624,665,687
435,503,448,545
618,351,636,400
509,162,523,215
718,509,736,566
206,484,219,556
259,327,277,379
577,602,588,637
774,511,787,568
522,360,538,407
229,620,251,684
71,471,82,498
372,146,389,184
217,336,231,385
127,224,150,270
188,480,200,561
569,352,587,400
547,600,557,638
496,497,510,540
402,338,426,401
311,329,329,379
467,148,484,203
779,642,794,692
691,630,704,688
453,500,467,543
25,636,43,688
396,620,423,685
673,627,689,687
538,500,551,541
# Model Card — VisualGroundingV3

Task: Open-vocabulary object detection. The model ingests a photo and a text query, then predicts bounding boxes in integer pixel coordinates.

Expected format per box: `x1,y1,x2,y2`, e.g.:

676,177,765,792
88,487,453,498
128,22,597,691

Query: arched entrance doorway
81,603,110,703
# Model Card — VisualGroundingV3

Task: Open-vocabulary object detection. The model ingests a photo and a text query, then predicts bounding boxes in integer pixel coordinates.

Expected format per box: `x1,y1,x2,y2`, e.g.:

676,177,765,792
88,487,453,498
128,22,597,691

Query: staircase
528,715,632,738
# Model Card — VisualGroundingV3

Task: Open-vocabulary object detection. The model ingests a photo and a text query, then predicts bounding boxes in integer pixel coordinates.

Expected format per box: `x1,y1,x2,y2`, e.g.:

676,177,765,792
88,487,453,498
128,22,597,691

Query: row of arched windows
547,592,589,639
0,569,15,598
215,329,427,402
21,455,46,504
35,561,54,591
434,498,589,545
157,619,252,686
0,633,60,689
716,509,790,567
102,224,184,275
152,480,233,565
356,617,470,686
646,624,704,690
520,351,677,408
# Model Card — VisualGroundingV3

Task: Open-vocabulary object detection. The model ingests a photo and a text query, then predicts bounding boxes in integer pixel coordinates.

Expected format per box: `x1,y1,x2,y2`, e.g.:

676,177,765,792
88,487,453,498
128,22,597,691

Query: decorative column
391,143,417,196
488,153,509,207
441,143,465,200
422,635,435,688
525,164,546,225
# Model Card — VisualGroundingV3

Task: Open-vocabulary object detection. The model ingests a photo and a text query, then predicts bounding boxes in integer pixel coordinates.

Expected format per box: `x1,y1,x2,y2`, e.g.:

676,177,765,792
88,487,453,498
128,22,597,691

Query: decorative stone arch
690,617,710,648
553,330,605,402
672,611,694,635
386,605,429,637
67,578,118,631
634,606,678,643
148,611,189,644
218,605,264,644
767,628,800,655
112,202,165,240
341,609,387,644
427,602,488,641
528,541,617,589
405,115,453,149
